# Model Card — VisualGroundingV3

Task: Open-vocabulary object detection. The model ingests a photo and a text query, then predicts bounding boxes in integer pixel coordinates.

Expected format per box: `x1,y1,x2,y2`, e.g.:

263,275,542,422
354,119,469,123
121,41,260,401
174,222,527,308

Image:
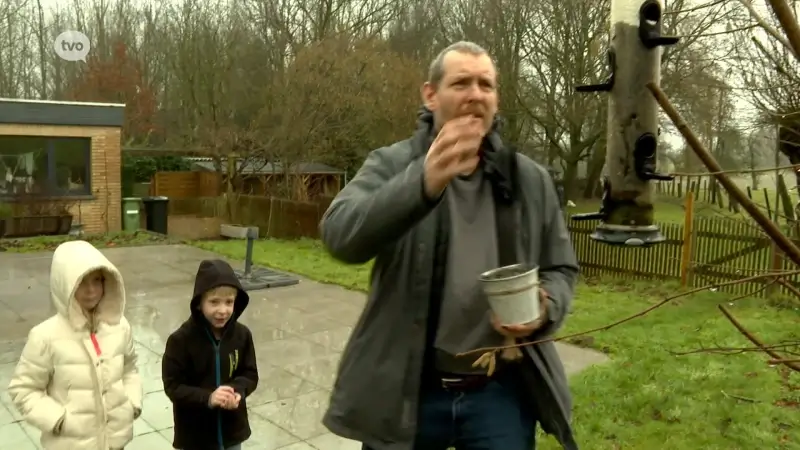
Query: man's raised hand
423,116,484,199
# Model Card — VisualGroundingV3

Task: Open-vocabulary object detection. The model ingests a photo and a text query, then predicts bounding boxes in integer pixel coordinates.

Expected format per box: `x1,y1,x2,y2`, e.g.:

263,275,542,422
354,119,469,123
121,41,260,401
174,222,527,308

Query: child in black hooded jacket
162,259,259,450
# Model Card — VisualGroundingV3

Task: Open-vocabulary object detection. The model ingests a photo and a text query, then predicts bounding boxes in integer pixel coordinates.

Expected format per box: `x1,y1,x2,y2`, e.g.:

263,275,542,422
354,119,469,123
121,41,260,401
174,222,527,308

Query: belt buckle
440,377,463,390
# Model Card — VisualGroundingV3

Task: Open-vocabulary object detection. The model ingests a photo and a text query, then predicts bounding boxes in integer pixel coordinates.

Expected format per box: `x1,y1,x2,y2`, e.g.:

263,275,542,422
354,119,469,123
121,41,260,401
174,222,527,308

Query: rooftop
188,157,344,175
0,97,125,108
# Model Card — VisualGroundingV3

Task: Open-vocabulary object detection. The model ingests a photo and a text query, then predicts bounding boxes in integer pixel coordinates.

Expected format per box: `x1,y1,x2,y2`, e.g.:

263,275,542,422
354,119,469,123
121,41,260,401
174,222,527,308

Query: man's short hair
427,41,490,86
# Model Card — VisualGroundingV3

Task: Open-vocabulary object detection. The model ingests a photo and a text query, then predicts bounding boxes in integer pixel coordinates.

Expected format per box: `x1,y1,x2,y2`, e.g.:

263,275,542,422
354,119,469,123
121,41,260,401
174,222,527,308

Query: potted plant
5,192,74,238
218,192,259,239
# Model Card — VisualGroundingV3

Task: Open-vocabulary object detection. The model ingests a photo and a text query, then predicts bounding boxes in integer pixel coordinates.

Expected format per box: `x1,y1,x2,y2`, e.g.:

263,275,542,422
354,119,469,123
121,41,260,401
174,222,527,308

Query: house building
0,98,124,235
187,157,345,200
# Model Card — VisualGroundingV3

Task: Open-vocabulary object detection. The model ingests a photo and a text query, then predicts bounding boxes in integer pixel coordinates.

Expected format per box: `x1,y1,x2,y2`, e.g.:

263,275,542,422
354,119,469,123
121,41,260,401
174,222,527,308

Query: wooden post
777,173,795,222
773,123,782,223
150,173,158,196
769,241,783,296
680,192,695,287
717,183,726,209
710,179,717,204
729,194,739,213
763,188,773,218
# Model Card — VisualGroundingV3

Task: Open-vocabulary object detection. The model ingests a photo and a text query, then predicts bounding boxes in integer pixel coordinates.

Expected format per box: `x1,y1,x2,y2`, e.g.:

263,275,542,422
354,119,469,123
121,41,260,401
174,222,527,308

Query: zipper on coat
89,316,102,356
83,322,107,448
90,333,102,356
206,329,225,450
214,343,223,450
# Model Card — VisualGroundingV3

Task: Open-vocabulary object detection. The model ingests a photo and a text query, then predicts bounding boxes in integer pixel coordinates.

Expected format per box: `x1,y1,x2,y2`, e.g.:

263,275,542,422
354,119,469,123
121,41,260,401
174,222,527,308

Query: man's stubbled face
423,51,499,136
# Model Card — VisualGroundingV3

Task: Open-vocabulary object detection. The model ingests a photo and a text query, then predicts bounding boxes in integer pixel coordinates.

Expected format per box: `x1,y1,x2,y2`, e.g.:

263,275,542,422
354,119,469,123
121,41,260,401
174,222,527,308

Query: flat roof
0,97,125,108
0,97,126,127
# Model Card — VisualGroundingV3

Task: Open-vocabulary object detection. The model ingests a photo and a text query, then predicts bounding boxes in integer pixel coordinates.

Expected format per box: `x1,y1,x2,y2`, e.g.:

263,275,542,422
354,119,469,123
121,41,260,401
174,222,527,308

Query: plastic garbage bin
122,197,141,231
142,196,169,234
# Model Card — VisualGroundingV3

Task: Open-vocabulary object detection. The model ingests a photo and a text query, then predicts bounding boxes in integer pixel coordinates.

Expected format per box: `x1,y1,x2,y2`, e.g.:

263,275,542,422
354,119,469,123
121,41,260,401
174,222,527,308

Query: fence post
714,180,725,209
762,188,773,218
151,173,160,196
768,241,783,296
702,179,708,202
266,197,274,237
680,193,695,287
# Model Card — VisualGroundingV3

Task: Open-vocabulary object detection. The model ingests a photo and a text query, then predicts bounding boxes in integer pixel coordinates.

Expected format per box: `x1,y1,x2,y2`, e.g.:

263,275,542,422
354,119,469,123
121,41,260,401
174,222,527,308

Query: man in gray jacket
319,41,580,450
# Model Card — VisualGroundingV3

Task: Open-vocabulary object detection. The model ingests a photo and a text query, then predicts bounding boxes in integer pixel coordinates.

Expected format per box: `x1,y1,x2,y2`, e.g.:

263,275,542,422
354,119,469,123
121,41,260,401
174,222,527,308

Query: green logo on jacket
229,349,239,377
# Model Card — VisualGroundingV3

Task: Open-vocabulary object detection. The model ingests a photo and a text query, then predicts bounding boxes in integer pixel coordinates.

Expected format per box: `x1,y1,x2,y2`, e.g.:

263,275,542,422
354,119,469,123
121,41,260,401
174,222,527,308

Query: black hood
190,259,249,329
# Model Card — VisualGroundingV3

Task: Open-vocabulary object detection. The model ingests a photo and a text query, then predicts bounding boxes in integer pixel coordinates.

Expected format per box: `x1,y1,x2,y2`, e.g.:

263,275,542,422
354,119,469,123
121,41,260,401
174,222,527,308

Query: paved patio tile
0,244,609,449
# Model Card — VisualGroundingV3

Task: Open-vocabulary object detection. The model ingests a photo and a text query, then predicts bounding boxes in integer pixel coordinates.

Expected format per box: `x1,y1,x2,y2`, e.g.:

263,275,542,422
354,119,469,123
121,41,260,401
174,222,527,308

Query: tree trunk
583,140,606,198
749,142,759,189
563,162,579,201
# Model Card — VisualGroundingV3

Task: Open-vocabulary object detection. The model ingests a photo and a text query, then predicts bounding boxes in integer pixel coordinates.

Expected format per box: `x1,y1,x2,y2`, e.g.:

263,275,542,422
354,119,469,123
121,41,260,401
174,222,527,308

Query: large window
0,135,91,197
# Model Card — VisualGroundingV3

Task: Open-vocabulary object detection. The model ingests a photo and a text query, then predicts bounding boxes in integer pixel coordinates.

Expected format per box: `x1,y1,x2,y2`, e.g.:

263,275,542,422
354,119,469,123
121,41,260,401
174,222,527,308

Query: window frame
0,135,92,200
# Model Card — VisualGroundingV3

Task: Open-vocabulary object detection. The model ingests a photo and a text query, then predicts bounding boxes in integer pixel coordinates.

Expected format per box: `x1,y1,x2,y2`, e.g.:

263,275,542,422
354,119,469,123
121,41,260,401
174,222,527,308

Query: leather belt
439,373,493,391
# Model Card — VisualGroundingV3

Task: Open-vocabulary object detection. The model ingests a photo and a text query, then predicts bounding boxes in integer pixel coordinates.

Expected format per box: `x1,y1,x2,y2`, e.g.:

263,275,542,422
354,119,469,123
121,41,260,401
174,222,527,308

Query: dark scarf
409,106,517,204
413,106,521,382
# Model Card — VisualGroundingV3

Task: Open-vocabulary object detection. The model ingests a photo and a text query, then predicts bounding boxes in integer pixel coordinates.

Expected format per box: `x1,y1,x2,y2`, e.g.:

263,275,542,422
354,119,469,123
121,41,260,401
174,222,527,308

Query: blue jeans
364,370,536,450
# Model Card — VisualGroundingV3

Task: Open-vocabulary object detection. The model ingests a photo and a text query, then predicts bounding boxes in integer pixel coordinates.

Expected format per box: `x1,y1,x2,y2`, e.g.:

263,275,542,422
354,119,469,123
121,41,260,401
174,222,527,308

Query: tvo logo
54,30,91,62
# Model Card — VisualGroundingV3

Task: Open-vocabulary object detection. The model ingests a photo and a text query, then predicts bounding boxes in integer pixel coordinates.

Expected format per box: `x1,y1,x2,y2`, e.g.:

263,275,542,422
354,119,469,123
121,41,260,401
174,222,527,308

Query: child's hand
223,392,242,410
208,386,235,408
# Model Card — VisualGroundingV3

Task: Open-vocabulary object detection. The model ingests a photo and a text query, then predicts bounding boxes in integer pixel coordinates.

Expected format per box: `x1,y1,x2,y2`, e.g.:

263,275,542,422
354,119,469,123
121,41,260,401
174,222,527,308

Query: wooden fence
571,220,684,281
150,170,340,201
656,174,799,222
151,171,221,199
171,194,800,297
571,215,800,298
168,195,333,240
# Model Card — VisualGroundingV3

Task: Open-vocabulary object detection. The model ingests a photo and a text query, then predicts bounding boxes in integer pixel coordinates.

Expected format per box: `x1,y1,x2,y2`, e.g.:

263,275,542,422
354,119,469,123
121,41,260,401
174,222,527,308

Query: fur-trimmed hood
50,240,125,331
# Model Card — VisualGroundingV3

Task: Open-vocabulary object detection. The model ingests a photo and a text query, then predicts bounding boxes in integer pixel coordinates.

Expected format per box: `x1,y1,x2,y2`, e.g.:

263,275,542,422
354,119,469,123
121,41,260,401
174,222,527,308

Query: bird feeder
571,0,679,246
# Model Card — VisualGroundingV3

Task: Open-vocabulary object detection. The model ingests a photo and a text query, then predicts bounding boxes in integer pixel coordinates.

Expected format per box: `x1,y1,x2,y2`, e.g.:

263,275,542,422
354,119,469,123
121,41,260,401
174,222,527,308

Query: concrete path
0,245,608,449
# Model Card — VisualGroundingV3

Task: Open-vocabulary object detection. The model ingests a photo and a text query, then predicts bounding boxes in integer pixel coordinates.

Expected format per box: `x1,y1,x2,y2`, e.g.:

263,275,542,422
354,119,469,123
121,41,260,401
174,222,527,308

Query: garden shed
0,98,125,237
187,158,345,200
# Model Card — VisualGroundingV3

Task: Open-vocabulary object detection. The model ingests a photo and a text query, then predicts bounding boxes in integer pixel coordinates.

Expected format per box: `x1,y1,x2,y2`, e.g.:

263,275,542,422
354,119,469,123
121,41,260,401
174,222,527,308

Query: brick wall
0,124,122,234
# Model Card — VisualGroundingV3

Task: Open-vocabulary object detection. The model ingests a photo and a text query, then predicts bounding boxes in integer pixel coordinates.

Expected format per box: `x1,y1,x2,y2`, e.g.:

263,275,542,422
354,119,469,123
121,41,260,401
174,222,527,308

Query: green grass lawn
569,198,692,224
569,196,776,226
195,238,800,449
570,192,751,224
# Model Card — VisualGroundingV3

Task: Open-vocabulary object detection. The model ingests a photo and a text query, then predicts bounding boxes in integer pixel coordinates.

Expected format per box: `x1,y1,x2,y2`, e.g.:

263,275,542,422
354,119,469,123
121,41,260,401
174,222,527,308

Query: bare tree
516,0,608,197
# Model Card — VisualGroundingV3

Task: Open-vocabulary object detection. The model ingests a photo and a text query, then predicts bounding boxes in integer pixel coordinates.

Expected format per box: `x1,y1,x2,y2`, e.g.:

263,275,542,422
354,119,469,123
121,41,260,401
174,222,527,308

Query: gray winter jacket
319,126,580,450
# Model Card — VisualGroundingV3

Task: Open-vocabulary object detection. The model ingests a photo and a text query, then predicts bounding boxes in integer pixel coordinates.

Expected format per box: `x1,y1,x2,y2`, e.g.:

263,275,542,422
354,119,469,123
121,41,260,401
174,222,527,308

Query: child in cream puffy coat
8,240,142,450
